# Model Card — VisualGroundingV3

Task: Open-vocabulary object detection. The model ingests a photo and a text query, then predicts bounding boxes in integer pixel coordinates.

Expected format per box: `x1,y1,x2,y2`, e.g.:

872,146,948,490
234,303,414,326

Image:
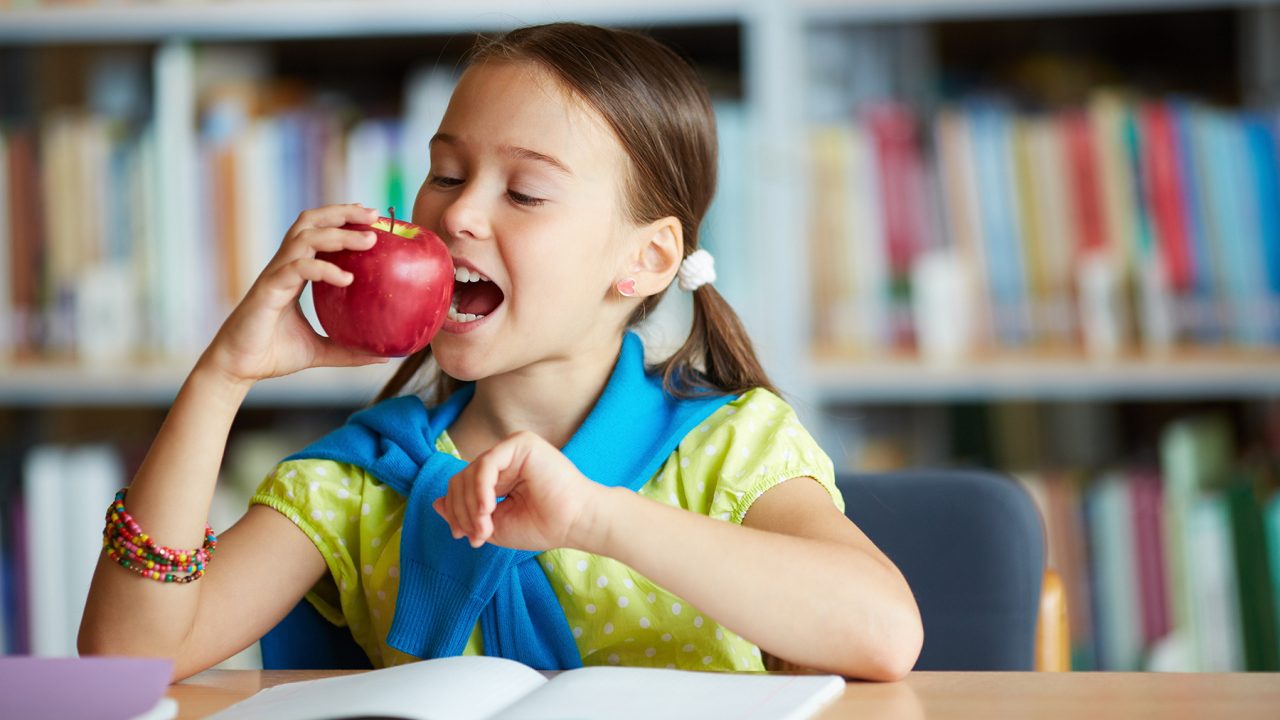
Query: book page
206,657,547,720
490,667,845,720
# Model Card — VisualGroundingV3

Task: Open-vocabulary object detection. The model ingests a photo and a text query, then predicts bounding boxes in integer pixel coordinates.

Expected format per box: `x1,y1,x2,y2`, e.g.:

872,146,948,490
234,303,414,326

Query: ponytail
652,283,779,399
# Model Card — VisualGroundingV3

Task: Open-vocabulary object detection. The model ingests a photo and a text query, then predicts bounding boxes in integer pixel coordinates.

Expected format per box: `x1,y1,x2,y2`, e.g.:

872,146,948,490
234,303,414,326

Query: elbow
854,609,922,682
867,612,923,682
841,590,924,682
78,615,189,678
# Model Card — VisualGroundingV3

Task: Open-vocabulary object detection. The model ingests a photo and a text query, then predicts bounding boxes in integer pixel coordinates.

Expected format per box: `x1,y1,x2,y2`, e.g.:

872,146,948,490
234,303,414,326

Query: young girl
79,22,922,682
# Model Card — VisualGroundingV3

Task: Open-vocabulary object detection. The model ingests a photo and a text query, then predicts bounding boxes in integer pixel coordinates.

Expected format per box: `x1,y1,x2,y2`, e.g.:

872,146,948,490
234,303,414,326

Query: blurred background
1,0,1278,673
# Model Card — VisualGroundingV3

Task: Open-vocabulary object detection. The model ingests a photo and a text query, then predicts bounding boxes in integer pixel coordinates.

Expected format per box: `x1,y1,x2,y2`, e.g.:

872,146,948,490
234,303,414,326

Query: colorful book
1084,471,1144,670
1160,416,1235,671
1188,492,1245,671
935,108,992,349
1130,469,1170,649
968,100,1031,348
1168,99,1222,344
1242,113,1280,343
1223,474,1279,671
1264,491,1280,666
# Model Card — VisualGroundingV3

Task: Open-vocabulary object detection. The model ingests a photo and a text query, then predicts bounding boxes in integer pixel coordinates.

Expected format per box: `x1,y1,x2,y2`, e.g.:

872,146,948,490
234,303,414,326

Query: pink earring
615,278,638,297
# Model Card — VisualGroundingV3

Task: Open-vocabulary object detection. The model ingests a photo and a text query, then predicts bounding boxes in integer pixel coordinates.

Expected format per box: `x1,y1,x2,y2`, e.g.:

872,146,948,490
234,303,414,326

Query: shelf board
799,0,1275,23
808,350,1280,402
0,0,746,43
0,361,404,407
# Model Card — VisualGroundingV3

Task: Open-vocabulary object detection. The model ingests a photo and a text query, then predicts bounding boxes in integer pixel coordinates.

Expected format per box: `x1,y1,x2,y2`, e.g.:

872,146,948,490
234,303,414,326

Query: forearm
78,361,252,658
579,487,920,680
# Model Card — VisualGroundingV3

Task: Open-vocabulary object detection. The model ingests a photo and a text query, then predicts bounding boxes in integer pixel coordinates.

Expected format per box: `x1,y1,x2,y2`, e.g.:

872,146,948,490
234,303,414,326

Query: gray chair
836,470,1054,671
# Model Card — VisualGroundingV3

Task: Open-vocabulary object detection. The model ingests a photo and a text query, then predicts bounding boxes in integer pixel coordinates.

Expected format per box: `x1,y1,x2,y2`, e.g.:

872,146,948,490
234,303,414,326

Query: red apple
313,209,454,357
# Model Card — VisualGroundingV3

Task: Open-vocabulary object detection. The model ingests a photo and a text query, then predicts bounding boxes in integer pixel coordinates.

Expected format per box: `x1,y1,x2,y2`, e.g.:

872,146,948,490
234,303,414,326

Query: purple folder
0,656,173,720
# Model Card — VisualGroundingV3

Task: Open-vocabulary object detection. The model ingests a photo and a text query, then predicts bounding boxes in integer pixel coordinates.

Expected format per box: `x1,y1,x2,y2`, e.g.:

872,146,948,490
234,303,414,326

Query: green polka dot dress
250,387,843,670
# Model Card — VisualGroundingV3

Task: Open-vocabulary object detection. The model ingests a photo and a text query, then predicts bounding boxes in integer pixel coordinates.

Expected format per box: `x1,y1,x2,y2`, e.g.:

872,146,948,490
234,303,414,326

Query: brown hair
374,22,777,405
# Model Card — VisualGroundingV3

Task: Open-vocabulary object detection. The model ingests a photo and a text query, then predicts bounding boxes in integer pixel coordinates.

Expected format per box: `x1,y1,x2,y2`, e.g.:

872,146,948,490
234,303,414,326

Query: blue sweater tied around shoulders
285,331,733,669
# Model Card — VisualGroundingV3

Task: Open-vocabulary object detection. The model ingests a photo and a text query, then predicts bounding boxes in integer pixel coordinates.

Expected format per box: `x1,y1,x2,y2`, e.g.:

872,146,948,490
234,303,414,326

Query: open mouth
448,267,505,323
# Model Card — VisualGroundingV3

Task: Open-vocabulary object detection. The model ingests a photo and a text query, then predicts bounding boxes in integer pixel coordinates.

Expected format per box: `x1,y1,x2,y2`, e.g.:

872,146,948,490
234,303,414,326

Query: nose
440,184,493,244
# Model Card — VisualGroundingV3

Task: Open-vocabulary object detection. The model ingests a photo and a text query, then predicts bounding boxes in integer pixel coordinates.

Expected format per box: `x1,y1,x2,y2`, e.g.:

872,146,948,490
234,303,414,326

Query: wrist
568,485,630,555
188,359,255,407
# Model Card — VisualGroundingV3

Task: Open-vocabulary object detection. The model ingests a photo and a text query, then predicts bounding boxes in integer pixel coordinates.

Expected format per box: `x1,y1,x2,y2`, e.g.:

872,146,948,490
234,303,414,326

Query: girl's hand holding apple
198,203,392,387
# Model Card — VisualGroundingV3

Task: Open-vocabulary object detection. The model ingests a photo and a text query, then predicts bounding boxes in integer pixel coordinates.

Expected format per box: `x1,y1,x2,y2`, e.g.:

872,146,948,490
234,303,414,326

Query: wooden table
172,669,1280,719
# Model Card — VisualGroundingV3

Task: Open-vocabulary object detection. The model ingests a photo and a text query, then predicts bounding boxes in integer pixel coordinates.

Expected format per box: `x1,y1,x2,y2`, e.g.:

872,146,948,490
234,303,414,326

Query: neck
448,334,627,459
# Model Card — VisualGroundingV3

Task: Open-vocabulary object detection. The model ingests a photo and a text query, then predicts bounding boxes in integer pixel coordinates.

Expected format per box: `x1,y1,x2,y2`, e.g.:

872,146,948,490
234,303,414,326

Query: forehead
436,61,624,174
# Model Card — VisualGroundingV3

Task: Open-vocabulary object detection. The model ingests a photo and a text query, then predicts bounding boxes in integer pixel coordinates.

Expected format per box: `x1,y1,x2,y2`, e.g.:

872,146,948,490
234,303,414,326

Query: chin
431,341,486,382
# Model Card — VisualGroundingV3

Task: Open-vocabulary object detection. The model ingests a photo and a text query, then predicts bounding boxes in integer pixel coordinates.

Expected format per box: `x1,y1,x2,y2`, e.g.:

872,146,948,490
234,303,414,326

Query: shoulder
642,387,844,521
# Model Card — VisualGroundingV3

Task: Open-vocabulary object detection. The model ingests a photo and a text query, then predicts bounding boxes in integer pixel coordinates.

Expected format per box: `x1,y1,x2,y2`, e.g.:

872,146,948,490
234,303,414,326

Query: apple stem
388,206,396,234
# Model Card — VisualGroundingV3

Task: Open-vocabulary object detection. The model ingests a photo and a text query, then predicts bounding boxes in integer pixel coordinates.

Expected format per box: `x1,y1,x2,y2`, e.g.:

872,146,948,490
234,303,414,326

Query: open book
208,656,845,720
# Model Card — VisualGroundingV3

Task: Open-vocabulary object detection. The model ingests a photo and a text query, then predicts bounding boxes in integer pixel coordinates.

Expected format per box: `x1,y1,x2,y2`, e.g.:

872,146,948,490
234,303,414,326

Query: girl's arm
579,477,922,681
435,431,923,681
78,204,388,681
77,365,329,681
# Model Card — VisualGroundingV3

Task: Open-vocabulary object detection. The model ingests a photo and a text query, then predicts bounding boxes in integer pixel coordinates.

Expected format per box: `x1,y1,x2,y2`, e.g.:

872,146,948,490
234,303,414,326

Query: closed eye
508,190,546,207
428,175,463,189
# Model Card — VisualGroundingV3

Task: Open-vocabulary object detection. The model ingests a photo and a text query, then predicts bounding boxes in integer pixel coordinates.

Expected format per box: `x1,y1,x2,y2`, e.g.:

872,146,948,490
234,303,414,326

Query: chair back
836,470,1045,671
260,597,372,670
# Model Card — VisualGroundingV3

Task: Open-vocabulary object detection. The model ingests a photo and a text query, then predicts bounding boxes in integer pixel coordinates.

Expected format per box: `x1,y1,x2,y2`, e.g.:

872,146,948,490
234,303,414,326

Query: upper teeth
454,267,490,283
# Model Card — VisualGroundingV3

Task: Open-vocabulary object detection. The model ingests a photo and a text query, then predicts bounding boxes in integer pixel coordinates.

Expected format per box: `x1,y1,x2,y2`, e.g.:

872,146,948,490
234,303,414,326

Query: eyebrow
430,133,573,177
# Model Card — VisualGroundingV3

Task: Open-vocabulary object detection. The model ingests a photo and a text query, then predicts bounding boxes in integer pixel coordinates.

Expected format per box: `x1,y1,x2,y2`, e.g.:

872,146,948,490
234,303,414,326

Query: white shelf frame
0,362,401,407
0,0,746,42
1,0,1273,43
808,355,1280,403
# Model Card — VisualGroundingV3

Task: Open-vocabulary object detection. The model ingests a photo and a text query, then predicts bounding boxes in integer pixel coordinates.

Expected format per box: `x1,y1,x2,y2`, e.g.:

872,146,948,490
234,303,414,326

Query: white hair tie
677,248,717,292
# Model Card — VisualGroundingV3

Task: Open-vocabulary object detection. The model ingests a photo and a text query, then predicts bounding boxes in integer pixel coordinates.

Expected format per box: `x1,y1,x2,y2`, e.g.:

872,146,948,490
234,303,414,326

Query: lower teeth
448,305,485,323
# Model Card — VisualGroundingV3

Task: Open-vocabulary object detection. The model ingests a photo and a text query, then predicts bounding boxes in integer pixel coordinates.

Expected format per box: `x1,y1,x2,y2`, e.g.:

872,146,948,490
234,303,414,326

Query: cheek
411,186,445,233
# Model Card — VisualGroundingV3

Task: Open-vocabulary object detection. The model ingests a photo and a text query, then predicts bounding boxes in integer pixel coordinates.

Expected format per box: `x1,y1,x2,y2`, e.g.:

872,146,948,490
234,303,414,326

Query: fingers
272,204,381,270
287,203,380,237
299,226,379,254
462,458,497,548
261,257,353,306
433,456,505,548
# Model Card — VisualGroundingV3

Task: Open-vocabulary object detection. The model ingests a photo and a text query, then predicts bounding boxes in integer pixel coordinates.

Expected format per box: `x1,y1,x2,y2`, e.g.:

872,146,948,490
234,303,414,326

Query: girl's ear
624,216,684,298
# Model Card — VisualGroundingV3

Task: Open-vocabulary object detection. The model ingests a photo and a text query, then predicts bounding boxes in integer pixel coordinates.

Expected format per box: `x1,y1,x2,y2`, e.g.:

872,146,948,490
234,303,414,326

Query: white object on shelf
154,40,206,361
1077,250,1124,360
77,262,142,366
911,248,972,365
23,444,122,657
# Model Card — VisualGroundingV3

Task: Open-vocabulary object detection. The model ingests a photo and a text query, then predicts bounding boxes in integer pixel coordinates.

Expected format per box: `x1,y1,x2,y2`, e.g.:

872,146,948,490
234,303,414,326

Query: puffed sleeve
665,387,844,524
249,458,369,625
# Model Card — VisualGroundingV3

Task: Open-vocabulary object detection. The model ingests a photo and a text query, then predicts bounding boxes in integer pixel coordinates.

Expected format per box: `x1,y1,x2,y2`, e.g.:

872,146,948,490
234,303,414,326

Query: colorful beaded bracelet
102,489,218,584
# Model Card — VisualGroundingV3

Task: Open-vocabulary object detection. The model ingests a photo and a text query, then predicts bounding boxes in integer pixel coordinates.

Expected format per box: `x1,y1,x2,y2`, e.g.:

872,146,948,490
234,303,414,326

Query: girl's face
413,60,637,381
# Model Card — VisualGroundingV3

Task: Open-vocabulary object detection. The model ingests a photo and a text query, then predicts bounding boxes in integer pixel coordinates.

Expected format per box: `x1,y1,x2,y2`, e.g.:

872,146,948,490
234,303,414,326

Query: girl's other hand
433,432,608,552
199,203,389,386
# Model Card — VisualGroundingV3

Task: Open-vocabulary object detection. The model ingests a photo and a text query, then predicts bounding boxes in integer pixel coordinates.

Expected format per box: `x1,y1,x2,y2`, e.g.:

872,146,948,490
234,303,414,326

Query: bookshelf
2,0,1279,675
